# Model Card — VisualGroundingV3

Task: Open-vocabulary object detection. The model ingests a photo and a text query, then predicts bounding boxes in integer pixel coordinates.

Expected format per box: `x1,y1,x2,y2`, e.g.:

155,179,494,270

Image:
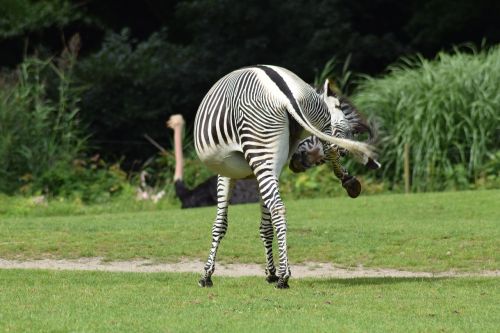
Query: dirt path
0,258,498,278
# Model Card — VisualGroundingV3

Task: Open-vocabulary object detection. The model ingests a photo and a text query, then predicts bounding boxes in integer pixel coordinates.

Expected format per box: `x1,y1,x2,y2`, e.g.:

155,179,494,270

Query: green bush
0,55,86,194
0,47,131,203
475,151,500,189
353,45,500,191
29,156,128,203
279,164,386,200
0,0,80,38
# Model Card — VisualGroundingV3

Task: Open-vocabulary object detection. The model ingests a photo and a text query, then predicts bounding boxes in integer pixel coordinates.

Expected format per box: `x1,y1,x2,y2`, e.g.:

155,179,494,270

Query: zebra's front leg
259,201,278,283
199,176,233,288
325,146,361,198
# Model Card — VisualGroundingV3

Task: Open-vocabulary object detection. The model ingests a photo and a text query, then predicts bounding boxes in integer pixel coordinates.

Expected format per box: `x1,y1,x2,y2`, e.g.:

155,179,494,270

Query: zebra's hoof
342,176,361,198
198,277,213,288
275,277,290,289
266,274,279,283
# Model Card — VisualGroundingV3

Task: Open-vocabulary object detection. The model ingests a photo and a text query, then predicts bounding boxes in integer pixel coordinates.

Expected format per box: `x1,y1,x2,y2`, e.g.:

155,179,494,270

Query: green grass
0,269,498,332
1,190,499,272
0,191,180,217
0,190,498,331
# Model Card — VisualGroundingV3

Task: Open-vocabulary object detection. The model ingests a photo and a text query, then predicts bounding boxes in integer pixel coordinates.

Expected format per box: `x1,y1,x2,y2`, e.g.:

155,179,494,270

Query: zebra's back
194,65,317,178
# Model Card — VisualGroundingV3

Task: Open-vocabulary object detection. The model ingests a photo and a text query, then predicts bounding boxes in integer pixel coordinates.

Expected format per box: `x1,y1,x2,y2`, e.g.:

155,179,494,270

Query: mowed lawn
0,190,499,271
0,190,499,332
0,270,498,332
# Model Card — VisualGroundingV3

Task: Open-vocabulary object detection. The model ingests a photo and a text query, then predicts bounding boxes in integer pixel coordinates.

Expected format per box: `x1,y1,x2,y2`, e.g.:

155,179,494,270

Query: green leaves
0,56,86,195
0,0,80,38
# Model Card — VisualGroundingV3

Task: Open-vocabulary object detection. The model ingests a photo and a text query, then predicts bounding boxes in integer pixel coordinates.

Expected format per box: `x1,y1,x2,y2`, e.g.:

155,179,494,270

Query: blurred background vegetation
0,0,499,209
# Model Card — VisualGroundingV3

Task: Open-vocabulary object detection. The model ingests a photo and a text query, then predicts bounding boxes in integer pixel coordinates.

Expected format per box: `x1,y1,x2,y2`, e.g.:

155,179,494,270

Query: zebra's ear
322,79,330,98
322,79,337,98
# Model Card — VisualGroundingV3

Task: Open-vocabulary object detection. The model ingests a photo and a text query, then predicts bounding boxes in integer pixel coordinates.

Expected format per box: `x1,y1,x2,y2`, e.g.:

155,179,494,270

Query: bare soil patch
0,258,498,278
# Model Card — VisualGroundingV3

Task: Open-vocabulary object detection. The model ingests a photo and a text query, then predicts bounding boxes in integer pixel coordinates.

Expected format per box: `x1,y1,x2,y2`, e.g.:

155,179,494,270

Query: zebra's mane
338,95,376,143
315,84,376,144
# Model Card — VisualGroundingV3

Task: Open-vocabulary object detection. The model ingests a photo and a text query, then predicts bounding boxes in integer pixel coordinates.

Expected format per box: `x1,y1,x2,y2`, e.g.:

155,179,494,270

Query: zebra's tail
285,105,376,160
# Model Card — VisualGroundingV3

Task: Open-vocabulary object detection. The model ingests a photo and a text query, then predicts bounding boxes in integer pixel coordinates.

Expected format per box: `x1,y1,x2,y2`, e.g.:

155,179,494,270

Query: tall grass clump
0,40,86,195
353,45,500,191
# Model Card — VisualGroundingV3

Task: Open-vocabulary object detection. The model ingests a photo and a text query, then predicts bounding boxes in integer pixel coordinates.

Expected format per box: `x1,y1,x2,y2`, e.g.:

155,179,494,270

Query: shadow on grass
300,276,454,287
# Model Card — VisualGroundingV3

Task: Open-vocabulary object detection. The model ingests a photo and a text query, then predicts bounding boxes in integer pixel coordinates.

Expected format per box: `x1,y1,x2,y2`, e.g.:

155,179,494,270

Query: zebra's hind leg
255,173,290,289
241,121,291,288
259,201,278,283
199,176,233,288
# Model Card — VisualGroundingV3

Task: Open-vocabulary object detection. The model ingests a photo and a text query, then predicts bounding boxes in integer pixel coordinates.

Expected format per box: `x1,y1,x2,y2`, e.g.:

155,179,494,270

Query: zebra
194,65,377,288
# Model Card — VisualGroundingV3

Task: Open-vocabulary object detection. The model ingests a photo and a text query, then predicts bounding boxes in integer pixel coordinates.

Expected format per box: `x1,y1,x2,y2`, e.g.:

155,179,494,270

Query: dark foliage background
1,0,499,166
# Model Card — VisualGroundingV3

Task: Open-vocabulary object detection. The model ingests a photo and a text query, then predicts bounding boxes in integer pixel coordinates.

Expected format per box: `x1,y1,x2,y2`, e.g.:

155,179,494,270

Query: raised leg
259,201,278,283
199,176,234,287
289,135,361,198
324,143,361,198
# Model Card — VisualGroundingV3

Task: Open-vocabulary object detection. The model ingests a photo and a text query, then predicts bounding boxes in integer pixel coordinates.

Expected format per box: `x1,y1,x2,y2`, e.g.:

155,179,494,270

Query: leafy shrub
280,164,386,200
0,54,86,194
0,0,80,38
475,151,500,189
26,156,128,203
353,45,500,191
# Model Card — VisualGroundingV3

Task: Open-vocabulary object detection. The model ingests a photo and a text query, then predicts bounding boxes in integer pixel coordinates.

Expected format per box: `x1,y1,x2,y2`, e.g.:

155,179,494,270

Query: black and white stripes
195,65,375,289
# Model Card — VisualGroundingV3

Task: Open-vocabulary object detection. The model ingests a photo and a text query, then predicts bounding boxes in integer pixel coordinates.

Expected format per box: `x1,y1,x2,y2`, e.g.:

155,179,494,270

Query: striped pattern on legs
199,176,234,287
259,201,278,283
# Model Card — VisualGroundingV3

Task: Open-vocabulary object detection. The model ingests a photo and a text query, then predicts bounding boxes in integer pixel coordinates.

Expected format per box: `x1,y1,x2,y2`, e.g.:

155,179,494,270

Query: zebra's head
289,136,325,173
289,80,381,173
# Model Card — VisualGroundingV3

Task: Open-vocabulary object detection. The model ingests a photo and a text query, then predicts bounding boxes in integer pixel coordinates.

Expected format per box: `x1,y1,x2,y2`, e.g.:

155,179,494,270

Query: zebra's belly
198,145,253,179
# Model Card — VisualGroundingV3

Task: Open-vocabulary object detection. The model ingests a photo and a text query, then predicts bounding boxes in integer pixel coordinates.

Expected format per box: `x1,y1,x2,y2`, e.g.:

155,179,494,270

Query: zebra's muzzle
289,149,325,173
289,151,310,173
365,157,381,170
